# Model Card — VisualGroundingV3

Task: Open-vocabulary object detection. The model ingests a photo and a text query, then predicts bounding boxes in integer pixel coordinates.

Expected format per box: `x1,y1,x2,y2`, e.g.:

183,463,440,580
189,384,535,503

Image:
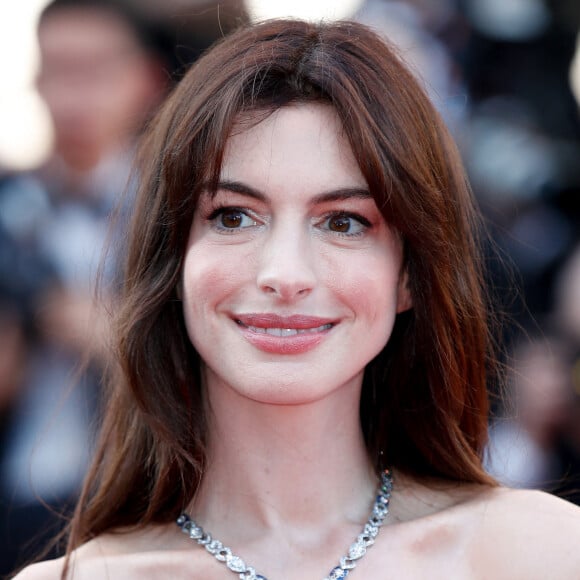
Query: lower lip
237,324,332,354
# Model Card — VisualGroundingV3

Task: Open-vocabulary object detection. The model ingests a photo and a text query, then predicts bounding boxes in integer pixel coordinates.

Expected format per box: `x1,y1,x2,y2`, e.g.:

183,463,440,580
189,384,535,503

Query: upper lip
233,313,337,329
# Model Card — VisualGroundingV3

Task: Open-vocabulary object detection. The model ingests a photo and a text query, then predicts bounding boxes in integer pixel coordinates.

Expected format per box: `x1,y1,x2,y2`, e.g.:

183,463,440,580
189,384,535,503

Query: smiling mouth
236,321,334,336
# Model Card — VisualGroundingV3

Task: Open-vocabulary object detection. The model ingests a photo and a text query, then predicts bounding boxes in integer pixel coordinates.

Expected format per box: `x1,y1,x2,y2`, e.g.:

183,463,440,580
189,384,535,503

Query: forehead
220,104,367,191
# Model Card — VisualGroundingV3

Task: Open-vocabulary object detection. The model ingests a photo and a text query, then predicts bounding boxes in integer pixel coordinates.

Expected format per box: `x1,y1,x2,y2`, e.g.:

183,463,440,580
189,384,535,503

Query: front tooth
281,328,298,337
265,327,298,337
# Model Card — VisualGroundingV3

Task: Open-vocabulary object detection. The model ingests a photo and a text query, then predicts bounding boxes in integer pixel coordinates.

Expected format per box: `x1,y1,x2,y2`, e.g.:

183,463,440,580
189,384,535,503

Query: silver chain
176,468,393,580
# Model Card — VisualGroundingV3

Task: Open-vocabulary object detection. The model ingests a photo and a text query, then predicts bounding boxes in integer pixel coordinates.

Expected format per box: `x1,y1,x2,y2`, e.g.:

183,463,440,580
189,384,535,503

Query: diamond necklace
176,468,393,580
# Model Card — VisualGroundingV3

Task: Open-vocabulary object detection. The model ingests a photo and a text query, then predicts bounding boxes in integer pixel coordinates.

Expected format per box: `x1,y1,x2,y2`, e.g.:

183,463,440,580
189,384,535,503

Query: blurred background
1,0,579,575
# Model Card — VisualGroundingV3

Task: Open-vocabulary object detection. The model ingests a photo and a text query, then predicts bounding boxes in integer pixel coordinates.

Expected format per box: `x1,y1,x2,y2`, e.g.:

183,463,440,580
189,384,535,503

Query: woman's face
182,104,411,405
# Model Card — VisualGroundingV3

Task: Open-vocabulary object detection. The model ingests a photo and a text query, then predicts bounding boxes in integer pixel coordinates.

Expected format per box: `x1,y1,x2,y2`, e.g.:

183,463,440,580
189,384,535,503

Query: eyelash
207,206,259,233
206,206,371,238
318,211,371,238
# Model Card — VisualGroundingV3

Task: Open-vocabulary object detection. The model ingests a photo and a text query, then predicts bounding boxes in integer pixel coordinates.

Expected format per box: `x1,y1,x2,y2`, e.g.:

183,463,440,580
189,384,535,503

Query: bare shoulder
11,533,122,580
473,487,580,578
479,486,580,536
11,524,207,580
12,558,66,580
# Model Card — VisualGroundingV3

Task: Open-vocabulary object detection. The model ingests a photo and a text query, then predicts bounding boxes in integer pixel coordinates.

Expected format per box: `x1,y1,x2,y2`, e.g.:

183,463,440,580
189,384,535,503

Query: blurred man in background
0,0,168,573
0,1,250,573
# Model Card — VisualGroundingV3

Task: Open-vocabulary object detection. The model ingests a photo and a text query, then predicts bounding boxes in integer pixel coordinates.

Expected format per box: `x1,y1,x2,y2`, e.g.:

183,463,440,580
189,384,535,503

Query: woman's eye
321,213,369,236
211,208,257,230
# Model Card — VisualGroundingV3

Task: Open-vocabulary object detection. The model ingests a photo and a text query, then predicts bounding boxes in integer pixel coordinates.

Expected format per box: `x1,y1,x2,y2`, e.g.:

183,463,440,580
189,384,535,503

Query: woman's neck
190,374,378,540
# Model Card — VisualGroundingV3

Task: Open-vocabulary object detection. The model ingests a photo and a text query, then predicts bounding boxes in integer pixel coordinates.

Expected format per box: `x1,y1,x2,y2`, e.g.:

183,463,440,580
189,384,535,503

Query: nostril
259,283,312,298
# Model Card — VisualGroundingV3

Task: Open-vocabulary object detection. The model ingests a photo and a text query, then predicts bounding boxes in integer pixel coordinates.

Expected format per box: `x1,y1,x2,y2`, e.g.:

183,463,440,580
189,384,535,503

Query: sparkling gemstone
363,523,379,537
348,541,367,559
181,520,192,533
206,539,223,554
373,504,388,518
357,533,374,546
199,532,212,545
176,514,188,526
329,566,350,579
340,556,356,570
239,566,258,579
226,555,247,572
189,526,203,540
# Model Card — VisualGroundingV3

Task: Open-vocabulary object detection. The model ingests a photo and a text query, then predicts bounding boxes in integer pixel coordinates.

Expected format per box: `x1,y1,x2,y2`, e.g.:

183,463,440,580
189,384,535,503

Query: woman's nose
256,224,316,300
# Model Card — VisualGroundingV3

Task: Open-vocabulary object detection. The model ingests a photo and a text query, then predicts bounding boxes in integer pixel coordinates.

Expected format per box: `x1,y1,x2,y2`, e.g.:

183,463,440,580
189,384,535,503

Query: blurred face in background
37,7,164,171
513,339,573,439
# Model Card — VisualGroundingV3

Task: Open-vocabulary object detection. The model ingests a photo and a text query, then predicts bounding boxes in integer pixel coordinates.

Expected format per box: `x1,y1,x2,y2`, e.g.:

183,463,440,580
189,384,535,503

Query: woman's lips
233,314,336,354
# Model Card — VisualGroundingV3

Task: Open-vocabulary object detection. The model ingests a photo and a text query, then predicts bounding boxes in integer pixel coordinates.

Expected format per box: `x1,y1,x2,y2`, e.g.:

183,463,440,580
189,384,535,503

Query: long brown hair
68,17,497,552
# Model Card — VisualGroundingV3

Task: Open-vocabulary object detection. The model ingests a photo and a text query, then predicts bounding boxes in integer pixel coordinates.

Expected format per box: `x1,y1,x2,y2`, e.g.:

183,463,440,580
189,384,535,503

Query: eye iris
329,215,350,232
221,211,242,228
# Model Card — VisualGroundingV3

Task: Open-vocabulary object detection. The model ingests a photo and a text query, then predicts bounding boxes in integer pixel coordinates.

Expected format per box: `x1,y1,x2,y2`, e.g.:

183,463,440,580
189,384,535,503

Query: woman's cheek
182,244,251,309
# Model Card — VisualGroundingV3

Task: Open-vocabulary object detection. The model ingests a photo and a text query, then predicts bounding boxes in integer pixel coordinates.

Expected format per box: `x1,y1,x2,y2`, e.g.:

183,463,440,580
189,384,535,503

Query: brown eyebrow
214,180,266,201
214,180,372,204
